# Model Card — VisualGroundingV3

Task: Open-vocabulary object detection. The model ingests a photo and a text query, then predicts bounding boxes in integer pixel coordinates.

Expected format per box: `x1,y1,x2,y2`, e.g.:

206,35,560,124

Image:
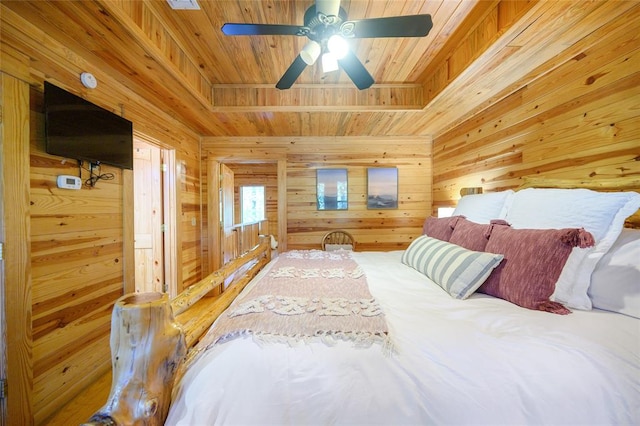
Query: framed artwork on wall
317,169,348,210
367,167,398,209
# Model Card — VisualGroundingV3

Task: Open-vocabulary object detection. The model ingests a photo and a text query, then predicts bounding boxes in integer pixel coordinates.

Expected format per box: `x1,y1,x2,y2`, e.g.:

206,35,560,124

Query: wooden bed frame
82,177,640,425
84,236,271,425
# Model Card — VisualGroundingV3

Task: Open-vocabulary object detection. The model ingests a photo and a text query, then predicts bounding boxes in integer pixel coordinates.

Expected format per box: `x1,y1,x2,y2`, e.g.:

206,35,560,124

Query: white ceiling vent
166,0,200,10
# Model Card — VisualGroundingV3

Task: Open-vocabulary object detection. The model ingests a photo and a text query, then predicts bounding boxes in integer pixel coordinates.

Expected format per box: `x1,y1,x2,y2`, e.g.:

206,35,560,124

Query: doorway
133,136,178,297
0,162,5,426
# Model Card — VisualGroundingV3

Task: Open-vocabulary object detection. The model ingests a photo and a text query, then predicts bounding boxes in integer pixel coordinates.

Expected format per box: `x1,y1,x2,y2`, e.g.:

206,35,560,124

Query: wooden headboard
517,176,640,229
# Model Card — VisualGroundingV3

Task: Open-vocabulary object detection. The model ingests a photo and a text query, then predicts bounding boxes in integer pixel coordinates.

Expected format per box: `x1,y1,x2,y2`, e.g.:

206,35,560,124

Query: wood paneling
204,136,432,252
423,1,639,138
3,1,631,139
1,72,33,426
1,6,203,424
28,96,124,424
26,96,198,425
212,84,424,111
0,0,538,137
432,4,640,222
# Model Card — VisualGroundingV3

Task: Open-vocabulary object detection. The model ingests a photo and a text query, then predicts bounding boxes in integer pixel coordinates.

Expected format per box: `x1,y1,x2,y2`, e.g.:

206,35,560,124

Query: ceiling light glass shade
327,35,349,59
322,52,339,73
315,0,340,16
300,40,321,65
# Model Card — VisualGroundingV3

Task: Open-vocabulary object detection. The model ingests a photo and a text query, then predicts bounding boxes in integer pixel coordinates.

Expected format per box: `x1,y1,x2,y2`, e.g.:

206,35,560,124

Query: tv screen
44,81,133,169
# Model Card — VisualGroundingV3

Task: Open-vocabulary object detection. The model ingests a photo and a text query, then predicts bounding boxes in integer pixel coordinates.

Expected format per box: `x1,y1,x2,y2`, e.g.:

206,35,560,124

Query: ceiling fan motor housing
303,6,348,43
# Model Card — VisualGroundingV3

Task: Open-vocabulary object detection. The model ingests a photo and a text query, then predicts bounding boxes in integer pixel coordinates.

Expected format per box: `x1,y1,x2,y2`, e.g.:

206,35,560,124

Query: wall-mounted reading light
460,187,483,197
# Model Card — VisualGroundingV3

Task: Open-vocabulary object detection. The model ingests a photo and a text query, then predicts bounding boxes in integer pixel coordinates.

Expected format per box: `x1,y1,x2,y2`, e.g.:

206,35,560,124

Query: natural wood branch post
84,293,186,425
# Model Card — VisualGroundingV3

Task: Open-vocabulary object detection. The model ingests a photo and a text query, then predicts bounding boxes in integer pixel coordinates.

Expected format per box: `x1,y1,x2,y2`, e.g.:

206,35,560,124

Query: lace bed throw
199,250,390,350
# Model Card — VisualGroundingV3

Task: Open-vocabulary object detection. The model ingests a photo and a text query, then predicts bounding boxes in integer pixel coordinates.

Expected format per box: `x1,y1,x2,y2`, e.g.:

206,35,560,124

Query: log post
84,292,186,426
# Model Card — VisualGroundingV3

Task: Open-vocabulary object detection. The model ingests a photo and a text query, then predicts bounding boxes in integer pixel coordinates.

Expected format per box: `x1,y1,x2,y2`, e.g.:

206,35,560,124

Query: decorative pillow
422,215,464,242
505,188,640,310
480,224,595,314
401,235,503,300
589,229,640,318
449,218,509,252
452,190,514,224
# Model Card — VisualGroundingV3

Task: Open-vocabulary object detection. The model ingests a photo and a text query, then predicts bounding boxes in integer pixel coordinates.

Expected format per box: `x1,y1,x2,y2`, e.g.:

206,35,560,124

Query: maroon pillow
449,218,492,251
422,216,463,242
479,224,595,315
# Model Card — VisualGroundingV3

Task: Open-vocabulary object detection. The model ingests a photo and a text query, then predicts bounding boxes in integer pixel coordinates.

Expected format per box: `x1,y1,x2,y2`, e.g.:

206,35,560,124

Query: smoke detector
166,0,200,10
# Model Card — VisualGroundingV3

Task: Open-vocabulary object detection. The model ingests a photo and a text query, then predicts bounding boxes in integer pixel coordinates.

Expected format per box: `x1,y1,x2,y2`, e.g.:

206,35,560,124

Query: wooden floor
44,371,111,425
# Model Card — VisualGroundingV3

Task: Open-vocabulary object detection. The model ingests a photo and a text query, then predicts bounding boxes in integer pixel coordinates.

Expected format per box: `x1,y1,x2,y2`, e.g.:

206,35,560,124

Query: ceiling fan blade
276,55,308,90
338,50,374,90
341,14,433,38
222,23,308,36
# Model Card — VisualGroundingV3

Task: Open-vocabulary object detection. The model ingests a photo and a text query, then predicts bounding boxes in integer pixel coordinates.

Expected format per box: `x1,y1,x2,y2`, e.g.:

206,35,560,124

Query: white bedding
166,251,640,425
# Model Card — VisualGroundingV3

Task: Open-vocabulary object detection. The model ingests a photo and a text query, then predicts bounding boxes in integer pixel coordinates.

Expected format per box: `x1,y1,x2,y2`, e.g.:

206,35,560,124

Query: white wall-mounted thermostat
57,175,82,190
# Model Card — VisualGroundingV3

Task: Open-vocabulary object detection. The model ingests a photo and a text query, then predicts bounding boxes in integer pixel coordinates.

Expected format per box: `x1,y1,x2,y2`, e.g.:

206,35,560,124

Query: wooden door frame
277,159,287,252
1,72,32,424
133,133,179,297
206,158,288,264
207,160,221,273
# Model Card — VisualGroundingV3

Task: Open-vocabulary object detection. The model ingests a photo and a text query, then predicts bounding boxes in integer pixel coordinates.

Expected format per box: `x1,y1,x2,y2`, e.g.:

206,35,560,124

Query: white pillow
505,188,640,310
401,235,503,299
324,244,353,251
589,229,640,318
452,190,513,224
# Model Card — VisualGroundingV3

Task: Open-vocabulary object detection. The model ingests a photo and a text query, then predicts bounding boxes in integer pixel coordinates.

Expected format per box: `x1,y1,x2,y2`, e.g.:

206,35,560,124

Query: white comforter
167,251,640,425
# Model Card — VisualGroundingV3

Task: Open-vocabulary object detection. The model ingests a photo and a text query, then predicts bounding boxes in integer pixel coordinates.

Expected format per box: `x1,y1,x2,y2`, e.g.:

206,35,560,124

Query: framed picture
367,167,398,209
316,169,348,210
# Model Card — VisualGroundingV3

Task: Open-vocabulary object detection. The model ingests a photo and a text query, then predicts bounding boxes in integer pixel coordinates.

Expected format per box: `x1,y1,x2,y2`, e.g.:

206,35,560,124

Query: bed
86,179,640,426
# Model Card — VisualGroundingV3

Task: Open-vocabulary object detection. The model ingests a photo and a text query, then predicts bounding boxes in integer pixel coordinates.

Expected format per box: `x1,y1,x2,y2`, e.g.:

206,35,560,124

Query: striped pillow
402,235,503,299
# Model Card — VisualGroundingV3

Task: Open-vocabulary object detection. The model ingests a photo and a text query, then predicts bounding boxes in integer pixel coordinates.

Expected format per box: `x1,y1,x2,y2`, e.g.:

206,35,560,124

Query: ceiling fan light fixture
300,40,321,65
322,52,339,73
327,34,348,59
221,3,433,90
315,0,341,17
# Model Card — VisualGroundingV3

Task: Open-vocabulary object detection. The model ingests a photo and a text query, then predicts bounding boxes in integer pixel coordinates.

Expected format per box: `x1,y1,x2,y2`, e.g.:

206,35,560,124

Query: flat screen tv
44,81,133,169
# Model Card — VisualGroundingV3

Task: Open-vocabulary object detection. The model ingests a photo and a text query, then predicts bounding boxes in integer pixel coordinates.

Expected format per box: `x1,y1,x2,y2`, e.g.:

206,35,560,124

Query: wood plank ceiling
4,0,626,138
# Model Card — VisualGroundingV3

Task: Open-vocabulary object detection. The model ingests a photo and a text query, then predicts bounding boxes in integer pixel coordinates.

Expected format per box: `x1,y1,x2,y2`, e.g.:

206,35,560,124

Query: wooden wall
203,136,432,252
432,5,640,215
29,90,128,424
1,9,203,424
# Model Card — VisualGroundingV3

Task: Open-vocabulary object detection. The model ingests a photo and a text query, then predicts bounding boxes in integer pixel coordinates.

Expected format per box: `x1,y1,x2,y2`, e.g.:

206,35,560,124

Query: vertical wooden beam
208,160,221,273
277,160,287,252
162,149,179,298
122,169,135,295
1,72,33,424
174,160,184,295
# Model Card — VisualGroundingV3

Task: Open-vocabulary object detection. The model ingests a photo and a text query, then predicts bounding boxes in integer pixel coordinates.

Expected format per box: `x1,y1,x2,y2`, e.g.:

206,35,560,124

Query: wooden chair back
321,230,356,251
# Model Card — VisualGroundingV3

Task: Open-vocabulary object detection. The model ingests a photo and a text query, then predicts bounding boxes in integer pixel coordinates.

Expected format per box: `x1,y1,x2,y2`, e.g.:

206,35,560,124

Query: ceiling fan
221,0,433,90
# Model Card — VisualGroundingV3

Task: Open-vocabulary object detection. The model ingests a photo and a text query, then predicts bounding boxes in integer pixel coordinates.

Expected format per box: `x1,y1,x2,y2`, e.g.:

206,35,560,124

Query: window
241,185,265,224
